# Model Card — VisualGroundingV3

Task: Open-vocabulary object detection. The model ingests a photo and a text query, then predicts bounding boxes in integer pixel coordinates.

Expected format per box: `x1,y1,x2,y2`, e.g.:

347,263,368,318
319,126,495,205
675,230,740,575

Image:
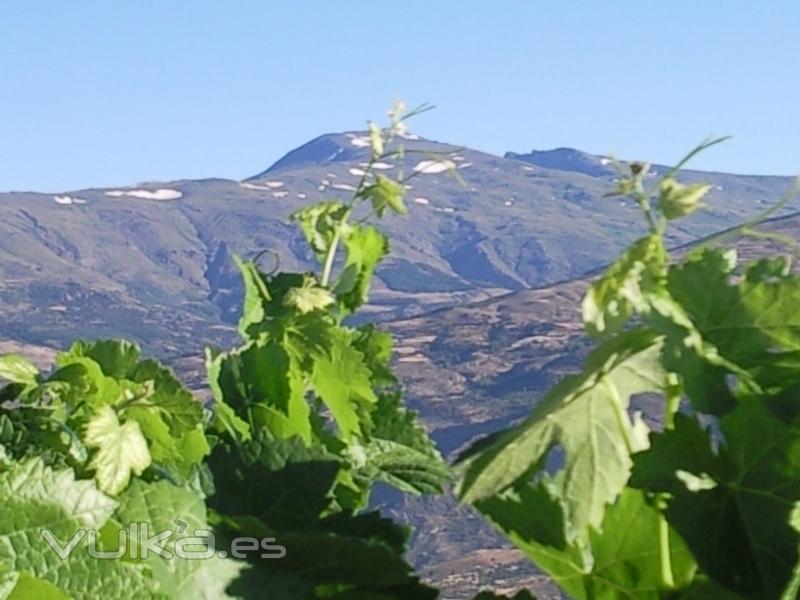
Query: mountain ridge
2,130,798,360
4,131,800,598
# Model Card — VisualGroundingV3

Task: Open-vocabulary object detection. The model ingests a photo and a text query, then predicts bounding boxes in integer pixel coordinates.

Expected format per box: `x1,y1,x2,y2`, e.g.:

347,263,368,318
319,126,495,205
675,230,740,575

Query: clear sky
1,1,798,192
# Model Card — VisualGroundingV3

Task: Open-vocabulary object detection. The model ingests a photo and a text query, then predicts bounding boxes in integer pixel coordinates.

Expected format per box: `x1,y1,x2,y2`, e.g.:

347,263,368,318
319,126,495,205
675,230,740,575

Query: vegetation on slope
0,105,452,599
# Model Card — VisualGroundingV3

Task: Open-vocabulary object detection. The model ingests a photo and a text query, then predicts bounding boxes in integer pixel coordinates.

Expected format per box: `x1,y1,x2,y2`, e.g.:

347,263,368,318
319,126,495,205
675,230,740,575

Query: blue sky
1,1,798,191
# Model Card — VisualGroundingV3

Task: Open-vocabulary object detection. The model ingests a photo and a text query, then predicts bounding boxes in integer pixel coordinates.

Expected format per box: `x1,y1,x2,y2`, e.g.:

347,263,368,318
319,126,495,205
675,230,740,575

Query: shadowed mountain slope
3,134,799,597
1,133,796,361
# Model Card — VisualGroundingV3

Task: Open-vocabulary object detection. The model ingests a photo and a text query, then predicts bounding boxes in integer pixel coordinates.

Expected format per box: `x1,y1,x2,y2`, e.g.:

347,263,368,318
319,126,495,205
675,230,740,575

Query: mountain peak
246,131,459,180
505,147,615,178
247,133,364,179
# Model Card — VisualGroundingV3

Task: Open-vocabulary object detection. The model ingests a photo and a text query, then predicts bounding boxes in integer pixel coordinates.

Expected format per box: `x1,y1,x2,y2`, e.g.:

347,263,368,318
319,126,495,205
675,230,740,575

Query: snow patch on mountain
358,162,394,170
413,160,455,174
53,195,87,205
349,135,371,148
105,189,183,201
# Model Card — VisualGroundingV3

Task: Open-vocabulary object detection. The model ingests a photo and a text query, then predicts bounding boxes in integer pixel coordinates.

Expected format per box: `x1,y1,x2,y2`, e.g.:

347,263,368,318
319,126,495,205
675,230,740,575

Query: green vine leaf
0,355,38,385
85,406,151,495
0,457,156,598
581,233,666,336
658,178,711,220
61,339,141,380
114,479,244,599
458,328,665,541
334,224,389,314
631,404,800,598
283,278,335,314
360,175,407,217
235,254,271,336
669,247,800,367
311,330,378,440
477,485,696,599
357,392,450,494
290,201,349,265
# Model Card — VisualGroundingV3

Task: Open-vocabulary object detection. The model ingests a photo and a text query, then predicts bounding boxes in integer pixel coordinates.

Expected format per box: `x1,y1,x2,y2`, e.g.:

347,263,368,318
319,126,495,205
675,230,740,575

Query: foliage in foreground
0,104,450,599
458,145,800,599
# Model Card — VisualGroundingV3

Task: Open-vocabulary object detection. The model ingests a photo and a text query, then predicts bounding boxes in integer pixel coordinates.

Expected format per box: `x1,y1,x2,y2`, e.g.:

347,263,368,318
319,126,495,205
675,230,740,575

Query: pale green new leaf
124,407,209,478
458,329,665,540
85,406,152,495
368,121,384,158
658,178,711,220
283,280,335,314
0,355,38,385
360,175,407,217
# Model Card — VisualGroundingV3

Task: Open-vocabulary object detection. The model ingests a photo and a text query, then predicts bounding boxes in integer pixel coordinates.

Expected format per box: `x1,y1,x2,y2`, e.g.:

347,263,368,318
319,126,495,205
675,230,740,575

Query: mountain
1,133,796,360
2,132,799,598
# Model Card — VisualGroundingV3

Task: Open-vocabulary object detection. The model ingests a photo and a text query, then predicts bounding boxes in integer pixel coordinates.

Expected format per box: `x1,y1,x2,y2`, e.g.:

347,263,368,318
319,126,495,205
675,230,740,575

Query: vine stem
658,387,679,589
320,148,378,287
319,108,440,287
658,507,675,588
602,378,635,454
664,390,680,430
320,227,342,287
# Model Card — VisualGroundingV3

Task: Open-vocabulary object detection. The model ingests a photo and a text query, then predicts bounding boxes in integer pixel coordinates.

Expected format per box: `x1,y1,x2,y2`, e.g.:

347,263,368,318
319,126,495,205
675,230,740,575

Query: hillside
2,133,799,598
1,132,796,359
392,210,800,443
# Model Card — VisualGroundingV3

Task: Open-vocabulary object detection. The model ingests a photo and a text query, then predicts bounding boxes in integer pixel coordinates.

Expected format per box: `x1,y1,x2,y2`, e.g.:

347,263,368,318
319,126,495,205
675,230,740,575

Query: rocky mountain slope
2,132,799,598
2,132,796,360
